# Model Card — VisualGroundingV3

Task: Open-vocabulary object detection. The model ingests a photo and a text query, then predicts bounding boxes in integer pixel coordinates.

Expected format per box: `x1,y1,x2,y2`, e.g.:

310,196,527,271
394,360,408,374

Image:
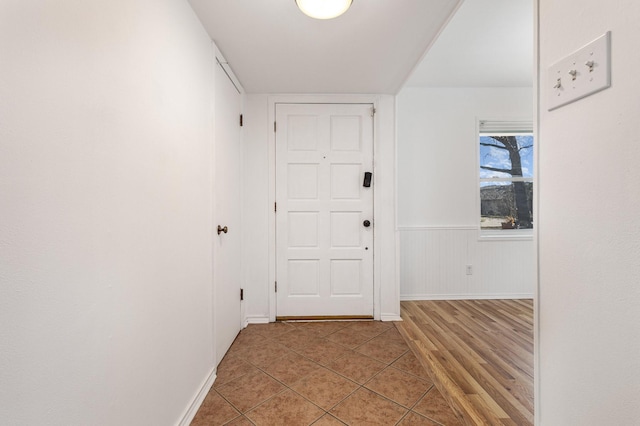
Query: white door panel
214,63,241,364
276,104,374,318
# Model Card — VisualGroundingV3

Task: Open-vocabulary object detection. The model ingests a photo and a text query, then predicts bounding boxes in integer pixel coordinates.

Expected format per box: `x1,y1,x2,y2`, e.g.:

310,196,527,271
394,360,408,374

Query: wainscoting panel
399,227,534,299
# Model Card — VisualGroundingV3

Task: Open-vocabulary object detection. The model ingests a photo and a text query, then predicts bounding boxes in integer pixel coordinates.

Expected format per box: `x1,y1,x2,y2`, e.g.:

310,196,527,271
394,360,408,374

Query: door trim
266,94,399,323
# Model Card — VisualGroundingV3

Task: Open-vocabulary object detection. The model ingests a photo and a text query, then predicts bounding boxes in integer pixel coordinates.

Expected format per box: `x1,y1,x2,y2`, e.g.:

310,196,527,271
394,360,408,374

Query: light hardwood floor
396,299,534,426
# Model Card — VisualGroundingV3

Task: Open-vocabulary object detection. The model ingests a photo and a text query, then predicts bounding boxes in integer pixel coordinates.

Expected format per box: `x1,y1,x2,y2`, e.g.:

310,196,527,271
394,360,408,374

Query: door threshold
276,315,374,322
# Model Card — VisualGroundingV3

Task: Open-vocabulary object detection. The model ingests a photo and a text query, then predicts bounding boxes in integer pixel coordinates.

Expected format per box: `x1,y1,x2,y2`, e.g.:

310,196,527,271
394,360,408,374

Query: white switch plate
548,31,611,111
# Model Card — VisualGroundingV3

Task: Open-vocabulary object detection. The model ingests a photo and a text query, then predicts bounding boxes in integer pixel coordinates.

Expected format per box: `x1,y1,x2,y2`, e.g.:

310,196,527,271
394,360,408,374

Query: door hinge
240,288,244,301
275,281,278,292
371,107,376,117
274,202,277,212
240,114,243,127
274,121,277,132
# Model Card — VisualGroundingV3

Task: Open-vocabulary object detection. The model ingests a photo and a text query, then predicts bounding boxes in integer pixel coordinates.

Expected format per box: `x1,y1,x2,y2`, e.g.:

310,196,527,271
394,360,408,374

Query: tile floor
191,321,462,426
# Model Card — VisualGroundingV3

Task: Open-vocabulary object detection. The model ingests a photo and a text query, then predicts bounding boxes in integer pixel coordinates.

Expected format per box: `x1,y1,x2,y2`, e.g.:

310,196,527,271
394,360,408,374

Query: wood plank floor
396,299,534,426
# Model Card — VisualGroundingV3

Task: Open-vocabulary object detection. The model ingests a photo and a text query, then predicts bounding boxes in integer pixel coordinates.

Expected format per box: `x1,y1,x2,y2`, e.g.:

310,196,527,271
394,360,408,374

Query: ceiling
405,0,533,87
188,0,533,93
188,0,462,94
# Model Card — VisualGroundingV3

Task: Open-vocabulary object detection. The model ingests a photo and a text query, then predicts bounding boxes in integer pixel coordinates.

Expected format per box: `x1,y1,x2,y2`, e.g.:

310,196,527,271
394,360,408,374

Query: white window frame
477,118,534,241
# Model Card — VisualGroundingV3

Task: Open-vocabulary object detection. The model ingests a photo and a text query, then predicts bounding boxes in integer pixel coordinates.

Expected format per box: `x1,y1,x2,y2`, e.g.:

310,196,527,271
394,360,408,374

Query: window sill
478,229,533,242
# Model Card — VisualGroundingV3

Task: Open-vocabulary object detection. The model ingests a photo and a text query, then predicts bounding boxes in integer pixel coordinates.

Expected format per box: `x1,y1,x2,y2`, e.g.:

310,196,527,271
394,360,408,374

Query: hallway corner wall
0,1,216,424
538,1,640,423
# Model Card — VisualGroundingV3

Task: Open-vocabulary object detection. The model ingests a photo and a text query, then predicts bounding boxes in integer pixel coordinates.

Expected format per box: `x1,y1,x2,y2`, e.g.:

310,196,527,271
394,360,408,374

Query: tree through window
479,121,533,230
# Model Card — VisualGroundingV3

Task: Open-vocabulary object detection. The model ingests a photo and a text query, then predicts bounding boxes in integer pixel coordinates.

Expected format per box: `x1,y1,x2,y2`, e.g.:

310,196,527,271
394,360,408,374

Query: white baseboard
245,316,270,325
400,293,534,301
178,368,216,426
380,314,403,322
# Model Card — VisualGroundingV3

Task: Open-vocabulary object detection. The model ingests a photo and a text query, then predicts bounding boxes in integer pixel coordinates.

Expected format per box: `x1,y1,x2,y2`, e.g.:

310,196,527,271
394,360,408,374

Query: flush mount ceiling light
295,0,353,20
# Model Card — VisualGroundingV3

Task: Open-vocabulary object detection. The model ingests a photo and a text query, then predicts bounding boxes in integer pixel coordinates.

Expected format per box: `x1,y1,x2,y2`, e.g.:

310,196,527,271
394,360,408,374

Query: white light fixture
295,0,353,20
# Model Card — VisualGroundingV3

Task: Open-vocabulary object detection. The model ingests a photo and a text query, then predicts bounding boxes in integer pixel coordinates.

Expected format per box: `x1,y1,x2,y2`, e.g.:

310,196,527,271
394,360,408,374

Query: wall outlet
466,265,473,275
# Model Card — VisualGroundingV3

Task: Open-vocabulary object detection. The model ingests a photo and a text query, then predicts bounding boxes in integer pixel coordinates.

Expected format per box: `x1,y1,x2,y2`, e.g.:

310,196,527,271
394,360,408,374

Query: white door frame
267,94,400,322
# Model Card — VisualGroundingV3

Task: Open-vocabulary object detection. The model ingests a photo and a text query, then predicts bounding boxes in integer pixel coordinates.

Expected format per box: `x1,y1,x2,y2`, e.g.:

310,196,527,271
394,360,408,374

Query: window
479,120,533,232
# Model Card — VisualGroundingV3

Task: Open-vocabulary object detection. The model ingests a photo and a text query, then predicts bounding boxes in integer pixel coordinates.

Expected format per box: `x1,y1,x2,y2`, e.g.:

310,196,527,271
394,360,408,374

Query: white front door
213,61,242,364
275,103,374,319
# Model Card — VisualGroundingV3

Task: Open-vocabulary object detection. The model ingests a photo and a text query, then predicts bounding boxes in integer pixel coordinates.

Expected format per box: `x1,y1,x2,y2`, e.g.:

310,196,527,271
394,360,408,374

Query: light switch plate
548,31,611,111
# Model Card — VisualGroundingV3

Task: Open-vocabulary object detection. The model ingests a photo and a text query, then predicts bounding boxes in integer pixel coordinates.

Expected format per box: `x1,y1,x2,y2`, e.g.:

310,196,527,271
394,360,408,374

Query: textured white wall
538,1,640,424
397,87,534,298
397,87,533,226
241,95,271,322
374,96,401,320
0,1,215,424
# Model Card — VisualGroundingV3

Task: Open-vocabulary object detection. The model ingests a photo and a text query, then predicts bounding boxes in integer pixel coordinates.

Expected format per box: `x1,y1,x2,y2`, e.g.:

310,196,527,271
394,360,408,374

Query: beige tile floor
191,321,462,426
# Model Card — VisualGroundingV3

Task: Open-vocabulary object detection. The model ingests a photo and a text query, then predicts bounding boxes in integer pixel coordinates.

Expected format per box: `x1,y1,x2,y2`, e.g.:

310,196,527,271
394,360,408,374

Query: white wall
241,94,400,322
397,87,534,298
0,1,215,425
241,95,271,323
538,1,640,424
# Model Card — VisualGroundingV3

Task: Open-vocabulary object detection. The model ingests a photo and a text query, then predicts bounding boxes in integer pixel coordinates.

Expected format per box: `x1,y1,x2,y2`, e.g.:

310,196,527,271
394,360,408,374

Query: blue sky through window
479,135,533,179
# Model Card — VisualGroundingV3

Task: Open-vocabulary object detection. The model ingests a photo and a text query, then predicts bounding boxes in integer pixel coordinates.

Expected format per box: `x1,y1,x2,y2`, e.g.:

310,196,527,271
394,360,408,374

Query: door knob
363,220,371,228
217,225,228,235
